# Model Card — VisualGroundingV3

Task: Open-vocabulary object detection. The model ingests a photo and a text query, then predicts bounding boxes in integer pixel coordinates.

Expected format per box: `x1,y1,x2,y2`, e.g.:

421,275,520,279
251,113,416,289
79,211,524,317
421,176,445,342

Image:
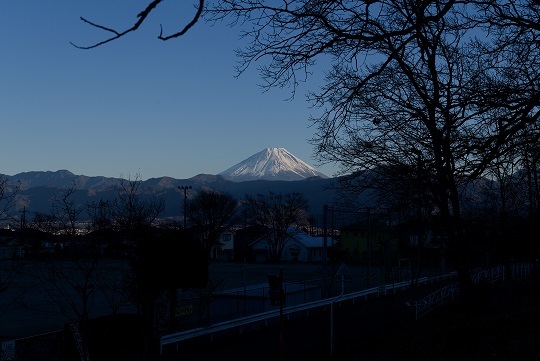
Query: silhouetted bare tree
52,181,84,236
520,128,540,238
244,192,309,262
0,260,23,322
0,175,22,321
74,1,540,286
112,174,165,234
478,0,540,34
86,199,114,232
30,212,57,235
204,1,540,284
185,188,239,256
0,174,19,225
34,258,98,327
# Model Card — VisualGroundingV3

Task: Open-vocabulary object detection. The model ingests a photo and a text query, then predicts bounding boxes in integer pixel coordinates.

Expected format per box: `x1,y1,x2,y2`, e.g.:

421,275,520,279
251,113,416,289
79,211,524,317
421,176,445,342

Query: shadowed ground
6,259,536,360
163,278,540,361
2,260,403,338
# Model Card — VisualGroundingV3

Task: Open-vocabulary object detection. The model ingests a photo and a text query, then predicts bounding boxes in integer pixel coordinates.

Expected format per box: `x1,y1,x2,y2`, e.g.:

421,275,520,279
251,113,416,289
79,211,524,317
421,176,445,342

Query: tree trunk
141,294,159,360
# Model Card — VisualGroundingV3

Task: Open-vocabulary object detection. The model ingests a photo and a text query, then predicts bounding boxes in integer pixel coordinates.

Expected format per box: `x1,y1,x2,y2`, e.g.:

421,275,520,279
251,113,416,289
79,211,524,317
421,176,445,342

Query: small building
233,225,268,262
0,238,24,259
212,230,235,261
249,227,335,263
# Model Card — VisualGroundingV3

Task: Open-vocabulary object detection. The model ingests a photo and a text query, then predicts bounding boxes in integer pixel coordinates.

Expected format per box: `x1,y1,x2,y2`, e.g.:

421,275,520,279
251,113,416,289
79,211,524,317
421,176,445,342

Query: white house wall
250,238,325,263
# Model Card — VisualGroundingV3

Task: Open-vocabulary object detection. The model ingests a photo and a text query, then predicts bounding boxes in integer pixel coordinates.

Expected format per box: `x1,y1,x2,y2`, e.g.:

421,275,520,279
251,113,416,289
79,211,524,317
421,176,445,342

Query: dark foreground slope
163,279,540,361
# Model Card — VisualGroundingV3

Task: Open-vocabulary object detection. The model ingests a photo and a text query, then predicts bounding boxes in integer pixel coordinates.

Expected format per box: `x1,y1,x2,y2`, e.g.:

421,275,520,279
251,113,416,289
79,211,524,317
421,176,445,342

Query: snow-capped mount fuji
219,147,328,182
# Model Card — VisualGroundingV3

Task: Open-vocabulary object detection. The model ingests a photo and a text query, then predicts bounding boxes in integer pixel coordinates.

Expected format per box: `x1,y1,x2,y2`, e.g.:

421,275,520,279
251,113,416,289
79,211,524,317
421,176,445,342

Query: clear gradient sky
1,1,340,181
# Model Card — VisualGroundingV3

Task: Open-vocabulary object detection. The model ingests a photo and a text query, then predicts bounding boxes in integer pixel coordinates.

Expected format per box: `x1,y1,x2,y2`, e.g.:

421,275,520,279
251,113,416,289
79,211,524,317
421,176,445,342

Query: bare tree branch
244,192,309,262
185,188,239,255
71,0,205,49
159,0,205,40
0,175,20,225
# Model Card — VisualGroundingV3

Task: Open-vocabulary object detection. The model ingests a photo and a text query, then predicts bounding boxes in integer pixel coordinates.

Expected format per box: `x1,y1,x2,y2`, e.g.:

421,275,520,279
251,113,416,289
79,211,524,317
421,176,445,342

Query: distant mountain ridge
12,170,118,191
219,148,328,182
3,168,495,222
5,170,339,220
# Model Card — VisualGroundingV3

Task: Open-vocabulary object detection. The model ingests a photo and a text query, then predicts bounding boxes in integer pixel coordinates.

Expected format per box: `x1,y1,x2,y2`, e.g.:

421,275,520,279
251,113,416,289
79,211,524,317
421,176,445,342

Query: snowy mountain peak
219,147,328,182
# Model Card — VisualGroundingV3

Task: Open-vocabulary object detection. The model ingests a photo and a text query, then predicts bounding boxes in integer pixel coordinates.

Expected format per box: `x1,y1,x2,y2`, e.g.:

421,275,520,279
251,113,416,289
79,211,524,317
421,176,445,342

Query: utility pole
279,267,284,361
323,204,328,298
19,206,27,230
178,186,192,229
367,207,371,286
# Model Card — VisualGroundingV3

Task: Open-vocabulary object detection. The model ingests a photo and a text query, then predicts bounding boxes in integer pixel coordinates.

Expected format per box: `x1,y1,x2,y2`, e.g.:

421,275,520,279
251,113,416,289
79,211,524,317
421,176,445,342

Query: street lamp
178,185,192,229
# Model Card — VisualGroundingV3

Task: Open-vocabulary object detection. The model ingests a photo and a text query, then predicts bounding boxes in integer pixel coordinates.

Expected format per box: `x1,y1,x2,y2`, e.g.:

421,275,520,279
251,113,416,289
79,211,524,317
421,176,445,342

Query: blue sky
0,1,339,180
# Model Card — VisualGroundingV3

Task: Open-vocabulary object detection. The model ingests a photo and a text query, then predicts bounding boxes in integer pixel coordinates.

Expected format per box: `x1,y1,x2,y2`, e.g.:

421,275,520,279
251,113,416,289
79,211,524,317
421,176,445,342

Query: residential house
211,229,235,261
233,225,268,262
0,229,24,259
249,227,335,263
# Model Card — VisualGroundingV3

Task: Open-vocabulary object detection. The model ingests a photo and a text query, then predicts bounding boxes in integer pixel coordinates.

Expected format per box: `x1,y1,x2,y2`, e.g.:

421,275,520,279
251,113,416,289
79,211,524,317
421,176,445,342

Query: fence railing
413,282,460,320
160,271,457,355
413,262,535,320
4,330,63,361
171,268,437,330
470,265,505,284
172,277,332,329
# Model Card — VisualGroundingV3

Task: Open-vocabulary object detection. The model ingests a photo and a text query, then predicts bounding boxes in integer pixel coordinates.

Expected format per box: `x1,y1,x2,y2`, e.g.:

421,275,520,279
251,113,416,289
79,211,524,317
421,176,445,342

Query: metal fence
173,276,334,329
413,282,460,320
413,262,536,320
160,271,458,355
170,267,428,330
2,331,63,361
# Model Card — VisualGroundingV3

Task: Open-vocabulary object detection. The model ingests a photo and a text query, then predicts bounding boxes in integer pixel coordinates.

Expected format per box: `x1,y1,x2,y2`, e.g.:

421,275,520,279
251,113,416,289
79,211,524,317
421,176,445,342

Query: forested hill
7,170,340,220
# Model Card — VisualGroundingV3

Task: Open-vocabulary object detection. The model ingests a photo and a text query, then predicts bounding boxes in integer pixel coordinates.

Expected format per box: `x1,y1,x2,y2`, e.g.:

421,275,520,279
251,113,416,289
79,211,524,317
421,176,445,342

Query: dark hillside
7,171,342,220
163,278,540,361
